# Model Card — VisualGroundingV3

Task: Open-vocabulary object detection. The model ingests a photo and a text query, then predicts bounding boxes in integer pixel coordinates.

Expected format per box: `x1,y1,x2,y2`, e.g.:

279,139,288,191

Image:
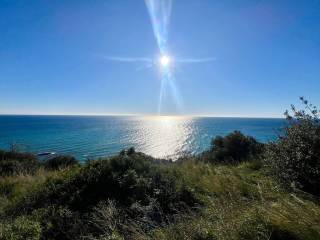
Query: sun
160,55,170,67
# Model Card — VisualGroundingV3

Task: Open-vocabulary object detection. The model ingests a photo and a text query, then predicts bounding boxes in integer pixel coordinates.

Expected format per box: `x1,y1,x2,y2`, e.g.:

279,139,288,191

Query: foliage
150,161,320,240
0,151,319,239
0,150,39,176
42,155,79,170
0,150,80,176
3,152,199,239
207,131,263,163
127,147,136,155
265,97,320,196
86,200,124,240
119,147,136,157
0,216,41,240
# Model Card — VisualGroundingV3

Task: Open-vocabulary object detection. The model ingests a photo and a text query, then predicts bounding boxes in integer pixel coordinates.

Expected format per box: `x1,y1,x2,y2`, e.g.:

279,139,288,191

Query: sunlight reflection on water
131,116,195,159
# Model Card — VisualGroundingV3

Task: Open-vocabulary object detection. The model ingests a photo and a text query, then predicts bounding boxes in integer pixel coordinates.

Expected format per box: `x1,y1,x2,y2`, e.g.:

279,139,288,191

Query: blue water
0,115,285,160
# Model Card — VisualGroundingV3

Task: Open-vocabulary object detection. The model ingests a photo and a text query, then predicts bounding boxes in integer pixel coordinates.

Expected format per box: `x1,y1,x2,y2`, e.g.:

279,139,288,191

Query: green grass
151,160,320,240
0,153,319,240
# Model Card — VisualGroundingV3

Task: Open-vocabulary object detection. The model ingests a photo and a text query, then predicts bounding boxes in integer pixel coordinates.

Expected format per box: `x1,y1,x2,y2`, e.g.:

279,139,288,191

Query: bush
43,155,79,170
0,151,39,176
119,147,136,156
85,200,124,239
8,153,200,239
127,147,136,155
0,216,41,240
265,97,320,196
209,131,263,164
32,206,83,240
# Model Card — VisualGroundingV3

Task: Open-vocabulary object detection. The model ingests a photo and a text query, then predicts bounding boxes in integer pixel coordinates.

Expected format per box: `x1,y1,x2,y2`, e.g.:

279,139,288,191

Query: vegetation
42,155,79,171
265,97,320,196
0,151,39,176
0,99,319,239
207,130,263,163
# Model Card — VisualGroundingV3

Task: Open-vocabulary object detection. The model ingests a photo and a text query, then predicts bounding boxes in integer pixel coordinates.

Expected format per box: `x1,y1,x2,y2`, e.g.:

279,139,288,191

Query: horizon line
0,113,285,119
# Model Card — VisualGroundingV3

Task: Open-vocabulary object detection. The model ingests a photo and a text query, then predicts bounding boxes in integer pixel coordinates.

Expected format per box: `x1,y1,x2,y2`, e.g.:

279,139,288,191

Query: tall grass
151,160,320,240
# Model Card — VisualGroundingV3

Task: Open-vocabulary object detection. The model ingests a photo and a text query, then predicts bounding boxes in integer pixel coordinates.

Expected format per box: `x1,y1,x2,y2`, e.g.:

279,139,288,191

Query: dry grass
151,160,320,240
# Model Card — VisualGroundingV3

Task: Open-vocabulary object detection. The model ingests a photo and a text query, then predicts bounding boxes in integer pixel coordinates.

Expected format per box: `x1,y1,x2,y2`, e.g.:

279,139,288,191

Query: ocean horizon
0,115,286,161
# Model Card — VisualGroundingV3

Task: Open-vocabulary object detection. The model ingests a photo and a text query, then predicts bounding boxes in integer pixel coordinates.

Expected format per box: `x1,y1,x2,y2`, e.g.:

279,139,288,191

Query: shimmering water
0,115,285,161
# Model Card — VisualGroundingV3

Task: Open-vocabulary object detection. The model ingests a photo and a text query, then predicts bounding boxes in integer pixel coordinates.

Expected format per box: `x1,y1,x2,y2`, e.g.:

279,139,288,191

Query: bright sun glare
160,55,170,67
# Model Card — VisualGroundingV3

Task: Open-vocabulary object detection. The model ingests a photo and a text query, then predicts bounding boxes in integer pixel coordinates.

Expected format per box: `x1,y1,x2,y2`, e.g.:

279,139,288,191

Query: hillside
0,148,319,240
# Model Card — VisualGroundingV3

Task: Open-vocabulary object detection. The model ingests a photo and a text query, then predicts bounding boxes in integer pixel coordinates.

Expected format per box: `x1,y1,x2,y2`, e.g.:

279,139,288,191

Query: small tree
265,97,320,196
210,131,263,163
127,147,136,155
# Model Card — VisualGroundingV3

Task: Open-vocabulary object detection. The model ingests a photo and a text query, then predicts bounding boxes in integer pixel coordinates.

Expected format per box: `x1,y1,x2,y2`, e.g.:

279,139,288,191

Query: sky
0,0,319,117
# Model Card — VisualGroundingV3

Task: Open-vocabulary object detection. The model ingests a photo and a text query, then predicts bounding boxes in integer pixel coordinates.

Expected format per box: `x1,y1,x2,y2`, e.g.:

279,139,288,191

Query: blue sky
0,0,319,117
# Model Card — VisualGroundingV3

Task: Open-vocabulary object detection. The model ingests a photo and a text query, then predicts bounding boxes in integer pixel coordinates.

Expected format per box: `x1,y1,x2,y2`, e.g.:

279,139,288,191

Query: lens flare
102,0,215,115
145,0,172,54
145,0,182,114
160,55,170,67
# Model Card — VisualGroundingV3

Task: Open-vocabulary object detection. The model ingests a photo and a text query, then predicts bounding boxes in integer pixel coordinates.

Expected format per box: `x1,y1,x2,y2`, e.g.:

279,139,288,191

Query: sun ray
176,57,216,63
101,0,215,115
103,56,153,63
145,0,172,54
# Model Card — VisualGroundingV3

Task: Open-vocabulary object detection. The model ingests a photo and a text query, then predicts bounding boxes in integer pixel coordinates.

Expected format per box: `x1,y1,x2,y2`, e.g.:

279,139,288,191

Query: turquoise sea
0,115,285,161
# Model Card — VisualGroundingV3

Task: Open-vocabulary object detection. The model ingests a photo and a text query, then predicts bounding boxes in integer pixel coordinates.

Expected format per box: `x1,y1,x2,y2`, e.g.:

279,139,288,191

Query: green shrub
209,131,263,164
43,155,79,170
127,147,136,155
8,153,200,239
0,216,41,240
0,151,39,176
265,97,320,196
32,206,83,240
85,200,124,240
119,147,136,156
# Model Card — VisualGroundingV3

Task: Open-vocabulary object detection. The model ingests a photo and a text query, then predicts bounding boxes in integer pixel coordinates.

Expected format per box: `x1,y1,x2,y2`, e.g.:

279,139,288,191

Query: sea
0,115,286,161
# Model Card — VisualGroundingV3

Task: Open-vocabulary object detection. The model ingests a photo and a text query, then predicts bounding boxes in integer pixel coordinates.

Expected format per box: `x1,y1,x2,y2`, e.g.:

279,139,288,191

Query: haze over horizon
1,0,320,117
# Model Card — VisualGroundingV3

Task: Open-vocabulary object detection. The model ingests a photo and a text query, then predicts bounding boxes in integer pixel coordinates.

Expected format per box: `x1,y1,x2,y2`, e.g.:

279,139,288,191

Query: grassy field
152,160,320,240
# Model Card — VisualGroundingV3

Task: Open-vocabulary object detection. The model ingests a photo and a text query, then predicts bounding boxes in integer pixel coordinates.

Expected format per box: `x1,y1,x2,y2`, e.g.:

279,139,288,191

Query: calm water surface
0,115,285,161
